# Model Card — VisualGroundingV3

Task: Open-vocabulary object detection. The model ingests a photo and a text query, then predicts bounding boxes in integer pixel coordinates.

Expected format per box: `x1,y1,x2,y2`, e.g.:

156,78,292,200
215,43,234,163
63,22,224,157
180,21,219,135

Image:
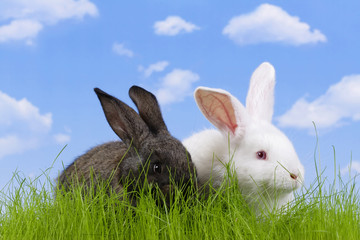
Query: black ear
94,88,149,147
129,86,168,135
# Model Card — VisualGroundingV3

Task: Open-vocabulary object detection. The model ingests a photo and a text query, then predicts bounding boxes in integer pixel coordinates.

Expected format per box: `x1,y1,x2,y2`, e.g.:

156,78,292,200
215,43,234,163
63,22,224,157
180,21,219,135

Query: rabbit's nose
290,173,297,180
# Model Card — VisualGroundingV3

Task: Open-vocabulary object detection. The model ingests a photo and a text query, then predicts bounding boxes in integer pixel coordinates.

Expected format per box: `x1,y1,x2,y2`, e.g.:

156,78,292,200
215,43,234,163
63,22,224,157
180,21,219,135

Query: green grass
0,147,359,239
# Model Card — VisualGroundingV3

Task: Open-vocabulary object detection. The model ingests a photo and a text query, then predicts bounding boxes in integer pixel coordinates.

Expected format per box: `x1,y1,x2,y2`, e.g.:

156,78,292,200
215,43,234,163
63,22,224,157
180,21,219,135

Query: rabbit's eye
153,163,162,174
256,151,267,160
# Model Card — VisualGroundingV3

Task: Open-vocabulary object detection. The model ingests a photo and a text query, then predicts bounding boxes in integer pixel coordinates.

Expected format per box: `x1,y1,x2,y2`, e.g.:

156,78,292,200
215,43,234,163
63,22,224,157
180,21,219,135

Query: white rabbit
183,62,304,213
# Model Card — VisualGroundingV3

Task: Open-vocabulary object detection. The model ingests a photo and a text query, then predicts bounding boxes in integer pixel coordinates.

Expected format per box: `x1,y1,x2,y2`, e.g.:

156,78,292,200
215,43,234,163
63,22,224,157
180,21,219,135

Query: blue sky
0,0,359,191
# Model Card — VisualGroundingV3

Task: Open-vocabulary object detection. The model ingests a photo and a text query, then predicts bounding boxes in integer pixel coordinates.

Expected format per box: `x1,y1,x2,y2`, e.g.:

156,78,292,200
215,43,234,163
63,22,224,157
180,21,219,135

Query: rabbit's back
57,141,128,194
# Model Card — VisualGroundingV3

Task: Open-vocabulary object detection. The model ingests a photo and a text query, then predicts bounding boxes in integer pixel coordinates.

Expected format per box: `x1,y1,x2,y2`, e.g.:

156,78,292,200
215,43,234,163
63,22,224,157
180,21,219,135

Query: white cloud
223,4,326,46
0,135,37,159
277,75,360,130
0,0,98,44
0,19,43,43
341,161,360,175
156,69,200,105
140,61,169,78
53,133,71,145
0,90,53,159
112,42,134,58
154,16,200,36
0,91,52,132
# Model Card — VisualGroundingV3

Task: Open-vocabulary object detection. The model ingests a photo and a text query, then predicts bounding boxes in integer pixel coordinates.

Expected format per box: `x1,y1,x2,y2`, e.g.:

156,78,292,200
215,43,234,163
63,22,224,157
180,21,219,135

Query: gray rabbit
57,86,197,205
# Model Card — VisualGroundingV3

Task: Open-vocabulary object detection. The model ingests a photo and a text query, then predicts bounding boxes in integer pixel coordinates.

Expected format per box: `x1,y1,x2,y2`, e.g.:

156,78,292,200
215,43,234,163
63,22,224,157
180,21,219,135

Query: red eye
256,151,267,160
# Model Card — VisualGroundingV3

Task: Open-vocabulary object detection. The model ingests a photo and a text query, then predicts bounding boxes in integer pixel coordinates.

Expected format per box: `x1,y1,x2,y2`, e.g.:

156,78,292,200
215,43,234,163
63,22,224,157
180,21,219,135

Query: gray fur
57,86,196,204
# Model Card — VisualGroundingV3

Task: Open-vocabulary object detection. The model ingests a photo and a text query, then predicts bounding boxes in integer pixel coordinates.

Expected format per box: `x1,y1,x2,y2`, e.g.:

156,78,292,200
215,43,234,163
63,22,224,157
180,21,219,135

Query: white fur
183,62,305,213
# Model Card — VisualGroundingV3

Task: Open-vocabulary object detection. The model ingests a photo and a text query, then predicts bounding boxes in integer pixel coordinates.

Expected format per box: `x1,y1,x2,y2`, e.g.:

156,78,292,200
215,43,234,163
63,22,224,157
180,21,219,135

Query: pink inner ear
196,91,238,134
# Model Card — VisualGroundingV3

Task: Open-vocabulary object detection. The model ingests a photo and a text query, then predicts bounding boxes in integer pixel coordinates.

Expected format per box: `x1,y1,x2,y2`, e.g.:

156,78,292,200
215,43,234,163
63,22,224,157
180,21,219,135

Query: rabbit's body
183,129,224,187
57,86,196,205
184,123,300,210
58,141,133,194
183,62,304,212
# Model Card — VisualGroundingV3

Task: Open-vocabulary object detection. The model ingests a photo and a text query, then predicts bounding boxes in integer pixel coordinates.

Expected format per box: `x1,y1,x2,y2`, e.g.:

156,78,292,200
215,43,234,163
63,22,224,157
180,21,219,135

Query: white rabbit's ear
246,62,275,122
195,87,248,138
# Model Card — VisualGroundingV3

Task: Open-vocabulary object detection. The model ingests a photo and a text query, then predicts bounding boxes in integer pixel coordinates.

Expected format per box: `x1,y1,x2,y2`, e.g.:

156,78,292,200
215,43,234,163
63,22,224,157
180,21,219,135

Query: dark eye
153,163,162,174
256,151,267,160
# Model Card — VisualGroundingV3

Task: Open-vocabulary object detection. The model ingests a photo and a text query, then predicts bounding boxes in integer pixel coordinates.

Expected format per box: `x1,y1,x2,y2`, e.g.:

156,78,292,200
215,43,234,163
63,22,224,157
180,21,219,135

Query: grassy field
0,148,359,240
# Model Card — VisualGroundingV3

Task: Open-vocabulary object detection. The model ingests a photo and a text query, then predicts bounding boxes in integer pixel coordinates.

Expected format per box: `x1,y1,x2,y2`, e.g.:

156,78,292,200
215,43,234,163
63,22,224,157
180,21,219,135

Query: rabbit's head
193,63,304,199
95,86,196,199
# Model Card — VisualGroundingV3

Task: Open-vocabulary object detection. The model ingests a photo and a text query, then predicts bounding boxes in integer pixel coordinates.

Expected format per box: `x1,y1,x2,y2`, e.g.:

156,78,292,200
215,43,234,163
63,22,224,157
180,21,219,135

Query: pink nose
290,173,297,180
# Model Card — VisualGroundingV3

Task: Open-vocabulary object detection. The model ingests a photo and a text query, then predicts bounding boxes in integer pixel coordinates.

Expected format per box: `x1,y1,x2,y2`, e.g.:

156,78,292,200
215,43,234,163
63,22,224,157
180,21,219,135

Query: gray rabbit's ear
94,88,148,147
129,85,168,135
